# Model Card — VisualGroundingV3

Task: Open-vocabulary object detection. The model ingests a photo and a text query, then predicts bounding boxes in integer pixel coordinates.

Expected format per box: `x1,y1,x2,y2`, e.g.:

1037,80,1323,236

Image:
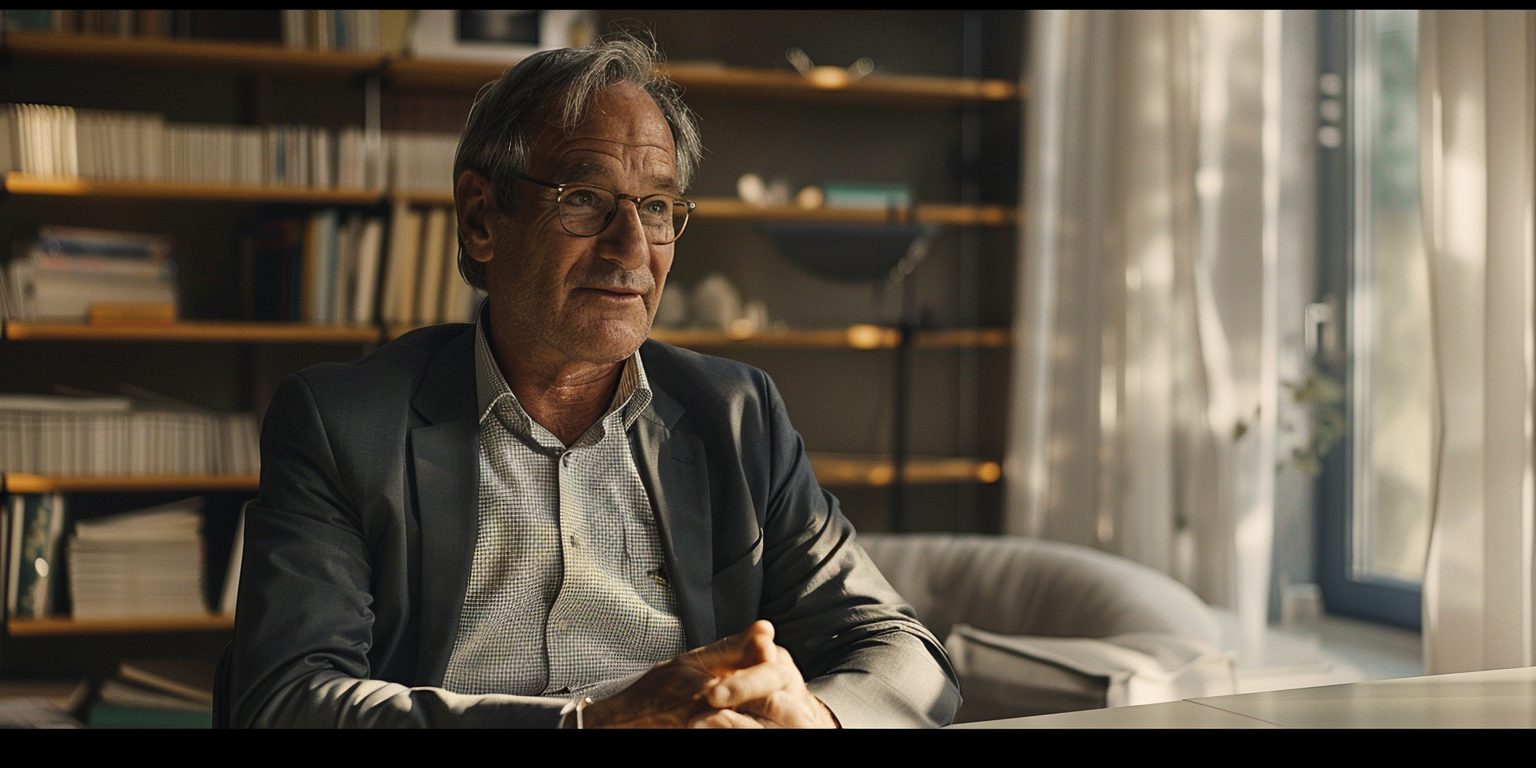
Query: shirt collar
473,308,652,436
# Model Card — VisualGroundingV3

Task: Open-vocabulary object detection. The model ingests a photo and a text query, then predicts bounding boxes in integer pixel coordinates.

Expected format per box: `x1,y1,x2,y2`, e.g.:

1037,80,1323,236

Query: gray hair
453,33,703,290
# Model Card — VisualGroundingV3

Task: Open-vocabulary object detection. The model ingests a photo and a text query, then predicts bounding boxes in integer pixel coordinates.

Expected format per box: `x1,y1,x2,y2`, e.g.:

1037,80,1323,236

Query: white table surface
950,665,1536,728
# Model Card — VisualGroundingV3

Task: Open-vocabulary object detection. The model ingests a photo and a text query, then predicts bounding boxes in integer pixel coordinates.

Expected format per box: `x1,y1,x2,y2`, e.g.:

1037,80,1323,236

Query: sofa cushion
859,533,1222,646
944,623,1236,723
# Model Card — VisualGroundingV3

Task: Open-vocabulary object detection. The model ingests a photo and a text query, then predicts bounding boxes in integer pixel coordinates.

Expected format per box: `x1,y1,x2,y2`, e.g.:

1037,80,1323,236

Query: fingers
735,689,838,729
688,708,766,729
706,644,799,709
687,620,776,675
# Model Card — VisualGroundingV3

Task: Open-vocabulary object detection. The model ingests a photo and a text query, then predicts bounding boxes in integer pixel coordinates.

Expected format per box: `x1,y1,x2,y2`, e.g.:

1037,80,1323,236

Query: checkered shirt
440,317,687,699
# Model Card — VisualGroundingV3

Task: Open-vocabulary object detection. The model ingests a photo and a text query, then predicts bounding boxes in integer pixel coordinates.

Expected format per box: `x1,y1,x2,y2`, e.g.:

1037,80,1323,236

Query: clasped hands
578,620,837,728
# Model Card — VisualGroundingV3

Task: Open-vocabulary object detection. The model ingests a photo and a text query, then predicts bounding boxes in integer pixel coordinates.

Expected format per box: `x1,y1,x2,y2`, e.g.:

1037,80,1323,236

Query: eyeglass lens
558,187,689,244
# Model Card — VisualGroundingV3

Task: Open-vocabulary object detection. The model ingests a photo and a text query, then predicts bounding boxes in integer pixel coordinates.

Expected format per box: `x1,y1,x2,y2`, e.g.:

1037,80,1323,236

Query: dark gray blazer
229,323,959,728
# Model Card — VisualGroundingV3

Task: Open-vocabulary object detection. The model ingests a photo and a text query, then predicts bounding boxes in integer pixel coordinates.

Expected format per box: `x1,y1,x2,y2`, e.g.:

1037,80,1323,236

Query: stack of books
87,659,215,729
2,226,177,323
67,498,207,620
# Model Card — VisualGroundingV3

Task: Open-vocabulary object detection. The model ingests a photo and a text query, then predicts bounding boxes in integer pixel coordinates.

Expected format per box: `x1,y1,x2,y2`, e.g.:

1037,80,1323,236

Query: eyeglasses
514,174,695,245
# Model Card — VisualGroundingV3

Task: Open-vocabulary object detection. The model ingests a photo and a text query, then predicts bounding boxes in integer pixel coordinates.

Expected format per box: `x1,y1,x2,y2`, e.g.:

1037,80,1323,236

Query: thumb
689,620,776,674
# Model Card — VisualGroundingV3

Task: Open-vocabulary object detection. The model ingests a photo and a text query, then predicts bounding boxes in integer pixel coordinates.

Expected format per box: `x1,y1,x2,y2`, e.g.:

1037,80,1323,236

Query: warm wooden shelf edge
1,474,259,493
383,56,1021,104
3,32,1023,104
4,178,1019,226
3,173,386,204
649,326,1011,350
6,614,235,637
3,320,380,343
390,193,1020,226
808,454,1002,486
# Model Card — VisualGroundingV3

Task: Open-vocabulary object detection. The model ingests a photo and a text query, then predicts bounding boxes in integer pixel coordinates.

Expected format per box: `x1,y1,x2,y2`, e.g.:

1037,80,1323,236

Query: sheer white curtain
1006,10,1291,653
1419,10,1536,674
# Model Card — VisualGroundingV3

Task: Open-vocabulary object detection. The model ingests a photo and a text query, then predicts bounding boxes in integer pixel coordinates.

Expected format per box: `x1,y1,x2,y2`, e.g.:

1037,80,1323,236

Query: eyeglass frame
511,173,696,245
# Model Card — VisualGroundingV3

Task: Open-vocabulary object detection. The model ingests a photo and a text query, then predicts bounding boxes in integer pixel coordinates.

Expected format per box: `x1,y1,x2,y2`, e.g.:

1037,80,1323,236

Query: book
69,499,207,620
10,493,66,619
237,216,307,321
86,701,211,729
97,678,208,713
416,206,450,324
350,215,386,324
118,659,216,706
331,211,363,323
381,201,424,326
302,208,339,323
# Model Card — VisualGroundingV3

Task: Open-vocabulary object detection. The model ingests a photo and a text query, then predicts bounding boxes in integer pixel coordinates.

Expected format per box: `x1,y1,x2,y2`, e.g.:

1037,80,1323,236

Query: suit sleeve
228,373,567,728
753,376,962,728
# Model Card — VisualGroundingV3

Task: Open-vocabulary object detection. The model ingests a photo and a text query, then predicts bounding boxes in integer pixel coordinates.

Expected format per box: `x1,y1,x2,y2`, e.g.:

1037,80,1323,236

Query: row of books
2,225,177,322
3,10,188,39
4,493,239,624
280,9,388,53
238,204,479,326
0,393,259,477
2,9,406,51
1,103,456,195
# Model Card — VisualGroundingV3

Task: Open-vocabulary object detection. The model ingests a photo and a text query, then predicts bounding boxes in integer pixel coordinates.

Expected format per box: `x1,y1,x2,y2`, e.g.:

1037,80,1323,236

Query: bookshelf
7,175,1018,227
1,321,378,344
8,615,235,638
0,12,1024,673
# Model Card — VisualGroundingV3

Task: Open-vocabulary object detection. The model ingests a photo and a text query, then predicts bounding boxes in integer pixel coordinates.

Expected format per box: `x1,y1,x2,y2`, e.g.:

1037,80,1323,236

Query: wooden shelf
691,198,1019,226
2,320,380,344
808,454,1002,487
3,172,386,204
650,325,1010,350
2,33,1021,107
664,63,1021,106
1,474,259,494
384,56,1020,106
1,31,383,80
392,193,1020,226
6,614,235,637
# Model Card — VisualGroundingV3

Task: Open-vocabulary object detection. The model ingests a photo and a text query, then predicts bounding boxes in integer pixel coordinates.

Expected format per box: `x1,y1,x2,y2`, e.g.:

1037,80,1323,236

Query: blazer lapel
631,383,716,649
407,327,479,685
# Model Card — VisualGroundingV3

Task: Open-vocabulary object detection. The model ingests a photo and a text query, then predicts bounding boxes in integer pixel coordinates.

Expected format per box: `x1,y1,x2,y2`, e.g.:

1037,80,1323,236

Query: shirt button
561,452,574,467
568,534,579,549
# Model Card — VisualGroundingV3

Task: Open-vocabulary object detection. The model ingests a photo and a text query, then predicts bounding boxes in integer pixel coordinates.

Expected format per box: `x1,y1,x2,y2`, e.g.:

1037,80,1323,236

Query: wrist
558,696,593,729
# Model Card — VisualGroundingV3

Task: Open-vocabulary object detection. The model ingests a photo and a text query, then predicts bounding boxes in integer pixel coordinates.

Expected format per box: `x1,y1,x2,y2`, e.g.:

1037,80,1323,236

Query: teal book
87,702,212,729
13,493,65,618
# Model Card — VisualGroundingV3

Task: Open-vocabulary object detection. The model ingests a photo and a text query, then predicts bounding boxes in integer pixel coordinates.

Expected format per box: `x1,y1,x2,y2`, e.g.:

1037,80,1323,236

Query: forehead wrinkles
528,84,675,172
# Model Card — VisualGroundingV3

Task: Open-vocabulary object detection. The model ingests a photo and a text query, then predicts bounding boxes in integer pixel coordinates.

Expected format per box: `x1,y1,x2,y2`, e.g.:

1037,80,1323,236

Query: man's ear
456,170,498,264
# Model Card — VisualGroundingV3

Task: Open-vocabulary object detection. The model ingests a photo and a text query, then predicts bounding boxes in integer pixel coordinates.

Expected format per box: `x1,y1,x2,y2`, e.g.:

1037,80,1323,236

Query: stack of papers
67,498,206,620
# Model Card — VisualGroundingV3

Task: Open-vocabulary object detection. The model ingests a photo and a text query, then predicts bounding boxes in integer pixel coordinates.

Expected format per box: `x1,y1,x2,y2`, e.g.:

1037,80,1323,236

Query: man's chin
560,319,652,364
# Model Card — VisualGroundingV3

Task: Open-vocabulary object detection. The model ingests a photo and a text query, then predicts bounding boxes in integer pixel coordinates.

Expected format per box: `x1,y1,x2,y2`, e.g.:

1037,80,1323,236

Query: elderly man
228,36,959,729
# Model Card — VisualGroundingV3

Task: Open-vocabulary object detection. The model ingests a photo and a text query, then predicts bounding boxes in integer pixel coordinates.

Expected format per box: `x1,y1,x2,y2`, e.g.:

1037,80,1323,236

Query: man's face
486,83,679,367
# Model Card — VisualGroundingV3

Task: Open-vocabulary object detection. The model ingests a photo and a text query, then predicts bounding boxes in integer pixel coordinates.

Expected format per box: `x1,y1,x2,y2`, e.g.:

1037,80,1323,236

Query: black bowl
755,222,942,283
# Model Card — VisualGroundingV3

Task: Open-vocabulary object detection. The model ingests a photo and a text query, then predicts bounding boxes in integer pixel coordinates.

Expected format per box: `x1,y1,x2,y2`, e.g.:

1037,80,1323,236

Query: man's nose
598,198,650,270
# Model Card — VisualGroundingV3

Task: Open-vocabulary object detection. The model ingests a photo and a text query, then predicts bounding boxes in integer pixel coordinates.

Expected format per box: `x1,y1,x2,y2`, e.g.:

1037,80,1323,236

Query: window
1315,9,1427,629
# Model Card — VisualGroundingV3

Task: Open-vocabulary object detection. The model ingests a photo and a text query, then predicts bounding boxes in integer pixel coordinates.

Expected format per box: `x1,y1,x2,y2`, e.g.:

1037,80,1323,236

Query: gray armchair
858,533,1236,723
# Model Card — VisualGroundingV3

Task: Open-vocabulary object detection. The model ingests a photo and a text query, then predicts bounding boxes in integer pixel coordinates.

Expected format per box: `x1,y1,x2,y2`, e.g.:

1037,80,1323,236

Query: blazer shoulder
289,323,471,399
639,339,775,406
275,324,473,430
